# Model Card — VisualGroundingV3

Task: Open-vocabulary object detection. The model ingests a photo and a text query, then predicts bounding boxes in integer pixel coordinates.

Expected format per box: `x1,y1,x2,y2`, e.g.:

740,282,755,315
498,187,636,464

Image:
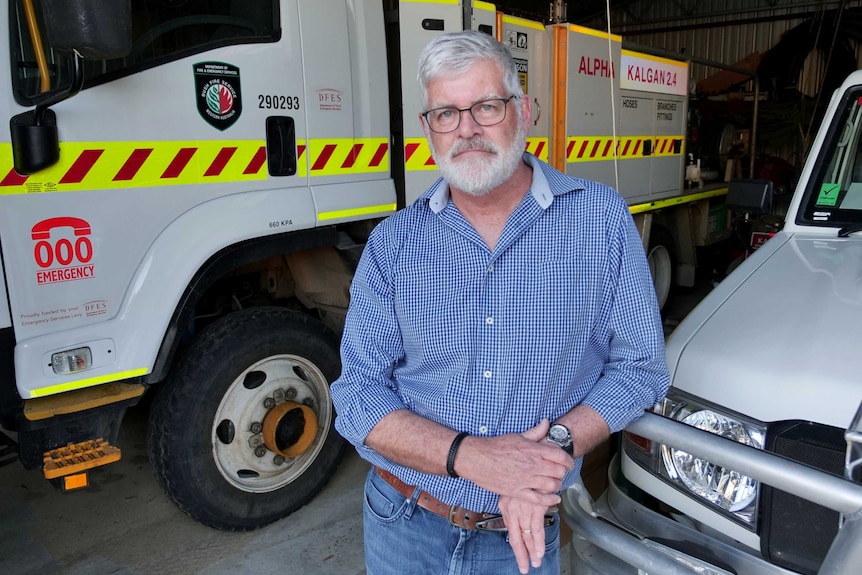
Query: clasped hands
457,419,574,574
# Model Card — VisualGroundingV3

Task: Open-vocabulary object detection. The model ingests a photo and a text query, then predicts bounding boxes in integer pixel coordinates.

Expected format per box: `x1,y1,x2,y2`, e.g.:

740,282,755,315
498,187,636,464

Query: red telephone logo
31,216,93,269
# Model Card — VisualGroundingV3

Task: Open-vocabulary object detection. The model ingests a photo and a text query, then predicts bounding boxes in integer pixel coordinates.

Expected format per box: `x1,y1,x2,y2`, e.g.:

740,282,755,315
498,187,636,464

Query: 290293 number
259,95,300,110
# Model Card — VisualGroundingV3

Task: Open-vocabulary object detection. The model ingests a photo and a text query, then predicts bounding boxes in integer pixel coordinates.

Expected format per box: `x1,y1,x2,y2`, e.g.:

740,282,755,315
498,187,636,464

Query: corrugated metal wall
582,0,862,90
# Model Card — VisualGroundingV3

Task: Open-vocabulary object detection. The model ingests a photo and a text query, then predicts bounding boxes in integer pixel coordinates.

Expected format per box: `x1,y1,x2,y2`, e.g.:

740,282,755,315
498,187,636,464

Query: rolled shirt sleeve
331,222,407,448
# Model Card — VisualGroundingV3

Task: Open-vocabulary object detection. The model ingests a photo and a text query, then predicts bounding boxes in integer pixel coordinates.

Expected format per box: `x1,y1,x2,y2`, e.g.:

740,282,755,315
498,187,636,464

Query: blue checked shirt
332,153,670,514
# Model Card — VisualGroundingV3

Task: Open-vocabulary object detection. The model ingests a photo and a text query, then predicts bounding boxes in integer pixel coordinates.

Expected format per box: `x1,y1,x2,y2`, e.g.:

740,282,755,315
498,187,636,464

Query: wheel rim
648,244,672,309
211,354,332,493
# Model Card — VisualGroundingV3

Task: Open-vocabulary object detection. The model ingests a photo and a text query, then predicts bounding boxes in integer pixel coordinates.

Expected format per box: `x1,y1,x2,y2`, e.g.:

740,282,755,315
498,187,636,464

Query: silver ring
522,529,531,535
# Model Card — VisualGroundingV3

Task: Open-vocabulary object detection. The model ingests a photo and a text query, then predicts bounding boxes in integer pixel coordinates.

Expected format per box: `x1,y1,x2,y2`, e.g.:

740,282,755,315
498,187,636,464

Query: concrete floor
1,403,367,575
0,401,573,575
0,281,712,574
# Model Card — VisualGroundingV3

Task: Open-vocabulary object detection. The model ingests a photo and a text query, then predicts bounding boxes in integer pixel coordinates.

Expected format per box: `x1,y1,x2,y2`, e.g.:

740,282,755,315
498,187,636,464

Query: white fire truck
0,0,728,530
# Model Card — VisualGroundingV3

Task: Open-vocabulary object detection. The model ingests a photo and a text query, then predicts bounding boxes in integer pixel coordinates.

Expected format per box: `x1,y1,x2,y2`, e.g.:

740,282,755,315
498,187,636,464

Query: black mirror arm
34,52,84,125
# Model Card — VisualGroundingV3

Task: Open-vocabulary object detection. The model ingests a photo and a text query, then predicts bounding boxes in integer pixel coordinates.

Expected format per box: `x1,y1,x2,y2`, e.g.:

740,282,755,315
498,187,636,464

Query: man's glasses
422,96,517,133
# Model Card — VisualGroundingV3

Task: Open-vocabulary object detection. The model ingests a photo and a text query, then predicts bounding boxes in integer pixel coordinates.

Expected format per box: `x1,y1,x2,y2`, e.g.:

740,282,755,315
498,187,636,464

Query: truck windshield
10,0,277,106
801,87,862,230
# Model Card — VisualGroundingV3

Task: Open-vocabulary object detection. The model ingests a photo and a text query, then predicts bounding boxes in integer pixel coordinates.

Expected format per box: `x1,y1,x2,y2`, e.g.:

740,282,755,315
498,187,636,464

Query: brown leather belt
374,466,499,530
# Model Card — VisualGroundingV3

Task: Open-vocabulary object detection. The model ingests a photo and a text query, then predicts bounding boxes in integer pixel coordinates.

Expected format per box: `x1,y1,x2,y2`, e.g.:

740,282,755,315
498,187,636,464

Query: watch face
549,424,572,446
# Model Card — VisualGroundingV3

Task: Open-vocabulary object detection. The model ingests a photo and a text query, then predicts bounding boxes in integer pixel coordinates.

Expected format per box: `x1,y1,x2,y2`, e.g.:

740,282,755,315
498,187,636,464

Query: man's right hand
454,419,573,507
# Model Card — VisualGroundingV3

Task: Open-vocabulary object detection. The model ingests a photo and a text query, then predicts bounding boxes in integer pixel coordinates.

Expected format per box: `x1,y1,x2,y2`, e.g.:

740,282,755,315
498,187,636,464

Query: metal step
42,438,121,479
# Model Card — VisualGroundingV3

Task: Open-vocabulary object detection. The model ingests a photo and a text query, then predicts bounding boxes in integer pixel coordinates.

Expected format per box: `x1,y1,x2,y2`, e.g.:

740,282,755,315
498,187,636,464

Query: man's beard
430,122,526,197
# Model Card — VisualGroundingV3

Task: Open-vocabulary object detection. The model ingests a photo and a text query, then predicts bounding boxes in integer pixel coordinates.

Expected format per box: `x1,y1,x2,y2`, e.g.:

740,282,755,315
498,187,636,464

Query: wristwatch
547,423,574,456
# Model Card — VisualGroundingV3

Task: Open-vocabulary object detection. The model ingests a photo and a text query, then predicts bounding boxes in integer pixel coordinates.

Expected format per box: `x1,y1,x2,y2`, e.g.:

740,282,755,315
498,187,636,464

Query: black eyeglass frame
421,95,518,134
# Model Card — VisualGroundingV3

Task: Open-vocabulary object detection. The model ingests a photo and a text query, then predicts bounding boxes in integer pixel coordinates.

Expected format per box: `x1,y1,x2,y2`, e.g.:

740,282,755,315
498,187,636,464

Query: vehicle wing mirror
11,109,58,175
727,179,773,215
9,0,132,175
10,55,84,175
40,0,133,59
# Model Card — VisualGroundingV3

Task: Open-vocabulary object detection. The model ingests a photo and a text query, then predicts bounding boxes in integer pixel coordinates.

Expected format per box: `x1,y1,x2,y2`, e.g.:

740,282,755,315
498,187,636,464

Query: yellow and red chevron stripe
0,141,268,194
566,135,683,163
0,137,391,195
404,138,437,172
403,136,550,171
297,138,389,177
525,137,549,162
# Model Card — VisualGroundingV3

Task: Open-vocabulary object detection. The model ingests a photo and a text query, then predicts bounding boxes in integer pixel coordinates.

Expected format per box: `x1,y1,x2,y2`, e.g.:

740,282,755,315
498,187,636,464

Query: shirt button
488,264,494,273
485,317,494,325
479,425,488,434
483,370,492,379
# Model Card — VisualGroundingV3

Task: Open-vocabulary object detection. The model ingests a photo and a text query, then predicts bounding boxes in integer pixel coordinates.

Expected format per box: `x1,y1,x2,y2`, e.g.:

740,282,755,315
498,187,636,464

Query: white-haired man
332,30,669,574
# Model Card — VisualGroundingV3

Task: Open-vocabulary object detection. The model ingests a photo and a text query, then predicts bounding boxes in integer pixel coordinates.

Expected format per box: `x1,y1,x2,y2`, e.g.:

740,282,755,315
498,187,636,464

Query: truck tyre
147,307,346,531
647,227,675,310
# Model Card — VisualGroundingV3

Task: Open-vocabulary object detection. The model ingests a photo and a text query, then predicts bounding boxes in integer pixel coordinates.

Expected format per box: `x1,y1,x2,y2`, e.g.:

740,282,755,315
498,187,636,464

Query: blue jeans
363,468,561,575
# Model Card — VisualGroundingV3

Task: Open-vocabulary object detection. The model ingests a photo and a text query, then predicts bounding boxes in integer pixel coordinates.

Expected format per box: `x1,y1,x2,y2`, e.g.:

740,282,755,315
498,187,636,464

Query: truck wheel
147,307,346,531
647,228,675,310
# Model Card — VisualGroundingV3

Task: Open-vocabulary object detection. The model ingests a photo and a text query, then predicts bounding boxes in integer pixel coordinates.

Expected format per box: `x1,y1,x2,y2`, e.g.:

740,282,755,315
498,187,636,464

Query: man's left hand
498,494,552,574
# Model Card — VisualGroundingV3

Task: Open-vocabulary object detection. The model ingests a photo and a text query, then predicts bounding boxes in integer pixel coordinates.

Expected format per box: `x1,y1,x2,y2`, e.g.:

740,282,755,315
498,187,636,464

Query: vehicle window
10,0,278,106
801,88,862,226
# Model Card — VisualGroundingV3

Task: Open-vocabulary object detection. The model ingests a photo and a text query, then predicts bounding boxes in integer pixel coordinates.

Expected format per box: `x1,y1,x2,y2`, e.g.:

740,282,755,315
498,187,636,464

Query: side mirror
8,0,132,175
10,109,58,175
727,179,773,215
10,55,84,175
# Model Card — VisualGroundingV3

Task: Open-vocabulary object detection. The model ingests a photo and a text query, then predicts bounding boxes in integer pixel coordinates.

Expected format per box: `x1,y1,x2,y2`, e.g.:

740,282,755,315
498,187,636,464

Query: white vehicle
566,69,862,574
0,0,732,530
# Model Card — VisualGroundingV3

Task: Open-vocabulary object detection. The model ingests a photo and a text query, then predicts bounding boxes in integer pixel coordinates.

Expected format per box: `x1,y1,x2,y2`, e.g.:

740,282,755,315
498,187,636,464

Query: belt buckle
474,513,557,532
474,514,507,532
448,506,470,529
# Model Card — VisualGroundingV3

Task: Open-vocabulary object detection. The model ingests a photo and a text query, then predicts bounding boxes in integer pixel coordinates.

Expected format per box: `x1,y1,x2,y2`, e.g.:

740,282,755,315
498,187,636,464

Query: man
331,30,669,574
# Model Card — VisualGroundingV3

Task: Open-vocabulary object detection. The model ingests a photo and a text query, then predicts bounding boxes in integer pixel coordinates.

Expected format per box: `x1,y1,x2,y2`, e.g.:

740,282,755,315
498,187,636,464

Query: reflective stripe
566,135,684,162
404,138,437,172
404,137,549,171
526,137,549,162
0,141,267,194
299,138,389,177
0,137,392,194
502,14,546,31
29,367,149,398
629,187,728,214
475,1,496,13
318,203,396,222
569,23,621,43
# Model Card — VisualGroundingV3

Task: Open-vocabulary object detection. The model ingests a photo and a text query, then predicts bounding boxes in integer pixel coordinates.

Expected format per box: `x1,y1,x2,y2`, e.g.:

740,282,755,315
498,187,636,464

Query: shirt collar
427,152,554,214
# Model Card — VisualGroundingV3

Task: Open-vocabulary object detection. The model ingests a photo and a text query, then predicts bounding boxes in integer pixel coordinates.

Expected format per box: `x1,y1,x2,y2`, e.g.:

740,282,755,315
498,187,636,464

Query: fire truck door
0,0,310,374
296,0,396,223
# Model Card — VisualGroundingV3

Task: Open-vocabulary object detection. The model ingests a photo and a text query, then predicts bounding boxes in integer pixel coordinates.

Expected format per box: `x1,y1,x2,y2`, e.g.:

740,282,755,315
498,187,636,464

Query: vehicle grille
761,421,846,575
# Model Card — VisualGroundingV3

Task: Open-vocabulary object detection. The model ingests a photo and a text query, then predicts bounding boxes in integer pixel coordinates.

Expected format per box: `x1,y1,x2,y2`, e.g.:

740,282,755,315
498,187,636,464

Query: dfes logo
31,216,95,285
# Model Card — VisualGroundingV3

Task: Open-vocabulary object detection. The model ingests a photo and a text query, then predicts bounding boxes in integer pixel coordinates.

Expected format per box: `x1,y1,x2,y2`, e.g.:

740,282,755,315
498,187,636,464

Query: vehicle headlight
663,409,762,509
624,389,766,529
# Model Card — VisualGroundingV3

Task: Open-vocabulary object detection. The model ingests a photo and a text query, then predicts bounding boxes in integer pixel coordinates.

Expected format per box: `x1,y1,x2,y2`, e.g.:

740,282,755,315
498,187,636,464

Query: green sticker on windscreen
816,183,840,206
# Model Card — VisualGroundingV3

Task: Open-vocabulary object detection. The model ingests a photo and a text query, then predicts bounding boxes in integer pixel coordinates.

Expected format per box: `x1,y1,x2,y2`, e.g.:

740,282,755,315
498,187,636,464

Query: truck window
802,88,862,225
10,0,278,106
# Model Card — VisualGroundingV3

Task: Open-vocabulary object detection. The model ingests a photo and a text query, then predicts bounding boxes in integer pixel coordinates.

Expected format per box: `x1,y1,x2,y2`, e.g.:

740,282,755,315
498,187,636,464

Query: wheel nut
285,387,298,400
250,422,263,434
273,455,285,466
303,397,315,409
263,398,276,409
254,446,267,458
